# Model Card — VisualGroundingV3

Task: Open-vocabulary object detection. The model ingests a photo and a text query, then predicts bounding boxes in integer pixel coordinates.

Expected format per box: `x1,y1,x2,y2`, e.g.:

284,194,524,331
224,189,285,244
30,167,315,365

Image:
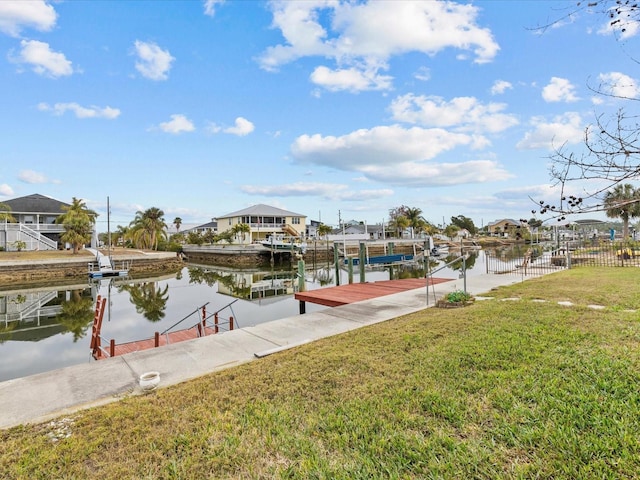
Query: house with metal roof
1,193,71,251
216,204,306,243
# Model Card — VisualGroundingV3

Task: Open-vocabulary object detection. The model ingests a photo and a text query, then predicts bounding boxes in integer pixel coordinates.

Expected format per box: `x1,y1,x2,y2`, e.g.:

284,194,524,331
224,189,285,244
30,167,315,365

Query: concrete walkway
0,273,537,430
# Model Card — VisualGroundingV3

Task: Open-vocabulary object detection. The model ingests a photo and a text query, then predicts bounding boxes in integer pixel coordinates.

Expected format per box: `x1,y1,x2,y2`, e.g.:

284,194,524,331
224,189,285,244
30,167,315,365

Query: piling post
214,313,219,333
297,260,306,292
229,316,234,331
348,257,354,284
155,331,160,347
333,243,341,286
110,339,115,357
389,242,394,255
299,300,306,314
359,243,366,283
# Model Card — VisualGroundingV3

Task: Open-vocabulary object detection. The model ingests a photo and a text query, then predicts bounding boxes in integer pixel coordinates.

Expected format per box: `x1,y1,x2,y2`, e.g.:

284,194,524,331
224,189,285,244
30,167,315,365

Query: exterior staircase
1,223,58,251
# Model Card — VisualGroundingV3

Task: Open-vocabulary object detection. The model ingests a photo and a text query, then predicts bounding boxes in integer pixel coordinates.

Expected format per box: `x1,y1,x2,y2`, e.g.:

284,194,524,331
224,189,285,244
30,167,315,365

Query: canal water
0,250,502,382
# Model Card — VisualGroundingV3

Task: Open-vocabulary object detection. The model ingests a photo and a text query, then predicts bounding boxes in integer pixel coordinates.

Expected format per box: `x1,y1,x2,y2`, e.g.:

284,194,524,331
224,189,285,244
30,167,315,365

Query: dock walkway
295,277,450,308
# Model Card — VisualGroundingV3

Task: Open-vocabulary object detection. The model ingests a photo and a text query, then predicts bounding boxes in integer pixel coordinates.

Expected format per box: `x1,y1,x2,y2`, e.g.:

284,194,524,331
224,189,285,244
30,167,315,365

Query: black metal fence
482,240,640,276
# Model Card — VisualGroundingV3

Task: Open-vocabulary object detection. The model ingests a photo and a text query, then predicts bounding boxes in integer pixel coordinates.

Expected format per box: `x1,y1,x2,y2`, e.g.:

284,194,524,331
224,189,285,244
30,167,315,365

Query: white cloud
542,77,579,102
310,65,392,92
203,0,225,17
241,182,393,201
259,1,499,92
0,0,57,37
390,94,519,134
517,112,584,150
18,169,58,184
290,124,511,187
292,125,477,169
359,160,512,187
224,117,254,136
207,117,255,136
158,114,195,134
133,40,175,81
0,184,14,196
414,67,430,82
15,40,73,78
38,102,121,119
597,72,640,99
491,80,513,95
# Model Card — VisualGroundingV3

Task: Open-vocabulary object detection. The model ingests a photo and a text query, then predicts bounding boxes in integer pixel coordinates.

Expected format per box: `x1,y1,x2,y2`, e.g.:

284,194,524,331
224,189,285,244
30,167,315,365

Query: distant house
216,204,307,243
487,219,525,236
328,223,387,241
182,220,218,236
0,193,71,251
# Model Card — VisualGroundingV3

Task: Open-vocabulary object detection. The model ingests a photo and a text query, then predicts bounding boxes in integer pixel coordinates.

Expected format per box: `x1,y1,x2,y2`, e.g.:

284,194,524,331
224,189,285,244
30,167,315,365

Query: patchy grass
1,267,639,479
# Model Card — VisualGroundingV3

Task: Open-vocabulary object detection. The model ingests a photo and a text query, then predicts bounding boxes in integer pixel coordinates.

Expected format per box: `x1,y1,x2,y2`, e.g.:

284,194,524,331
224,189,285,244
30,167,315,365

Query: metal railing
425,254,467,306
161,298,239,342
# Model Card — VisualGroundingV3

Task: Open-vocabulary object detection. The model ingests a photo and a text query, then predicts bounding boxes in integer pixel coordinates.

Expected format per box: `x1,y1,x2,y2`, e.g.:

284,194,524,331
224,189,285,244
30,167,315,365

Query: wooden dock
294,277,451,311
90,300,234,360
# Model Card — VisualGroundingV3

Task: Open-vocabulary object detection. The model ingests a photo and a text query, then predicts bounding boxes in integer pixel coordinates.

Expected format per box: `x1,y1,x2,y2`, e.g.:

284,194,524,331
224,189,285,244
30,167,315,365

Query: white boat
86,248,129,278
426,236,448,257
260,234,307,254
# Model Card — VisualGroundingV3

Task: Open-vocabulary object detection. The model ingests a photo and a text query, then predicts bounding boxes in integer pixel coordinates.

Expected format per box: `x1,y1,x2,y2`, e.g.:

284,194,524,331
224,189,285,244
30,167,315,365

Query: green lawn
2,268,639,479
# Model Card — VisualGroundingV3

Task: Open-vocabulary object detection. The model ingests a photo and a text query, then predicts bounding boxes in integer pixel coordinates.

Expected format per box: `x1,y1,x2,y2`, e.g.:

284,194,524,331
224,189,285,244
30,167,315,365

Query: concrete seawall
0,252,183,288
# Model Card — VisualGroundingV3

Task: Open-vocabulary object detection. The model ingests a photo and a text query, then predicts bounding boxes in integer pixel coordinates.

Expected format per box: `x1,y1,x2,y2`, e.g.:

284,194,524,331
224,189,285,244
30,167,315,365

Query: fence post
110,339,115,357
214,313,219,334
229,316,234,331
155,331,160,347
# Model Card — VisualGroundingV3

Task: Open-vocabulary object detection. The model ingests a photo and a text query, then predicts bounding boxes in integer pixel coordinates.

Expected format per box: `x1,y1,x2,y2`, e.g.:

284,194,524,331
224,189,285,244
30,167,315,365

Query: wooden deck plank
294,277,451,307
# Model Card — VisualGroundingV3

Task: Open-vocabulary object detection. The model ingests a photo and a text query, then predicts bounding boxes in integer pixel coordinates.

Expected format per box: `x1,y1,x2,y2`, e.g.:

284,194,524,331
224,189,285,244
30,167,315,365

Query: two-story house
216,204,306,243
0,193,70,251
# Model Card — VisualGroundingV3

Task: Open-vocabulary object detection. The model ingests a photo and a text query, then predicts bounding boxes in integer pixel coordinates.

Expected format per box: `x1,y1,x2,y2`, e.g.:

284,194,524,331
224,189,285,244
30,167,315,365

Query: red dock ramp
295,277,451,309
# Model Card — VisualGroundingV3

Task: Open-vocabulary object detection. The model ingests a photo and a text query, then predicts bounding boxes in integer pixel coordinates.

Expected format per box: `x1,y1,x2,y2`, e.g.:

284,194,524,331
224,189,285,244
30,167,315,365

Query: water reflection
121,282,170,322
57,289,94,342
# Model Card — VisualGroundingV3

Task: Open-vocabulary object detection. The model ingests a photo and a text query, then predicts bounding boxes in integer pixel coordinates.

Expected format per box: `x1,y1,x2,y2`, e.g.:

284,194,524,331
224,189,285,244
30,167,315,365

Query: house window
291,217,301,225
23,215,34,224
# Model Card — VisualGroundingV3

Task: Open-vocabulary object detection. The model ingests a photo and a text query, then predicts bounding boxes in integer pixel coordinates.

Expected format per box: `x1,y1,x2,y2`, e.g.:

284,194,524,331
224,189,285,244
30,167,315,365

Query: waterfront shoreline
0,249,183,288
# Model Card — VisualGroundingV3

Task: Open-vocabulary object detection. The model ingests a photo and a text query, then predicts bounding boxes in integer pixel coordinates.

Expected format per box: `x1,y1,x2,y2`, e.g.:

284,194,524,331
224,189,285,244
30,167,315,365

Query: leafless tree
531,1,640,220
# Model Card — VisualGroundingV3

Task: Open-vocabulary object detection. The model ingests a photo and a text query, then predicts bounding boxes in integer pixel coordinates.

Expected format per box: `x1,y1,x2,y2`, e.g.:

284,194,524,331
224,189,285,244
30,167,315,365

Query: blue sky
1,0,639,232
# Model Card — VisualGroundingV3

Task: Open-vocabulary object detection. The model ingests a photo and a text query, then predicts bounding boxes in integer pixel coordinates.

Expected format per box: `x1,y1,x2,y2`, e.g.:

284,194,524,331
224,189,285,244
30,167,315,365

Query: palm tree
129,207,167,250
232,223,251,244
55,197,98,254
317,223,333,240
173,217,182,234
403,207,427,238
603,184,640,240
0,203,16,223
389,215,410,238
